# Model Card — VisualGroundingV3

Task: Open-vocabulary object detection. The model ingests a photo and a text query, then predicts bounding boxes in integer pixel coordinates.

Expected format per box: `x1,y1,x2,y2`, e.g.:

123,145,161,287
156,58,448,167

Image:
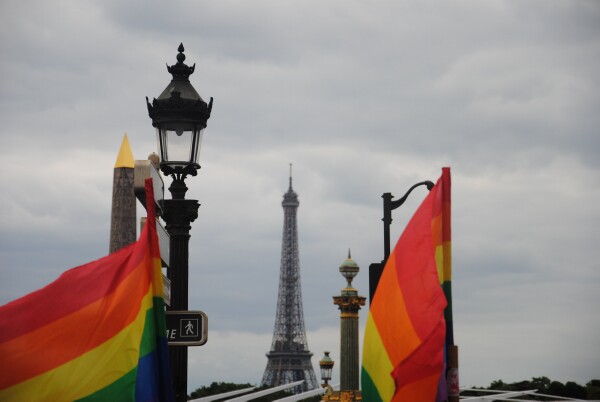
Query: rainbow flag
0,178,174,402
362,168,450,402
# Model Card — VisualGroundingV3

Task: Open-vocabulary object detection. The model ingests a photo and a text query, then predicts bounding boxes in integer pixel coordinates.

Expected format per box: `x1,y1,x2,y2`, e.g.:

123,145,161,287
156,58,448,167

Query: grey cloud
1,0,599,389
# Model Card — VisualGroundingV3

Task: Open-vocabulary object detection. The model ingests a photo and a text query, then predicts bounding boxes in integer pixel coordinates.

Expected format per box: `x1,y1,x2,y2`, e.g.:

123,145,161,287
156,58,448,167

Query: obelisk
109,134,136,253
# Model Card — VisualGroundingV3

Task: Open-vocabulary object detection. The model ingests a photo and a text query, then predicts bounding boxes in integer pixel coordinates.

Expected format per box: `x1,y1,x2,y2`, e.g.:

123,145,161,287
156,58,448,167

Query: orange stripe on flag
370,252,421,364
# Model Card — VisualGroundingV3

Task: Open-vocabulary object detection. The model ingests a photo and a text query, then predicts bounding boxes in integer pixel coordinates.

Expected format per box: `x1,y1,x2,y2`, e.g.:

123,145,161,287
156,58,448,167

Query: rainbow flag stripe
0,179,173,402
362,168,450,402
435,168,453,344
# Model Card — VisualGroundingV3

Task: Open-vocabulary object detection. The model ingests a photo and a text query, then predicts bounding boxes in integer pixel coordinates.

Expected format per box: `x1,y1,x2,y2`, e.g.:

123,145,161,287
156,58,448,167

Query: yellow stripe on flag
363,314,395,401
435,242,451,284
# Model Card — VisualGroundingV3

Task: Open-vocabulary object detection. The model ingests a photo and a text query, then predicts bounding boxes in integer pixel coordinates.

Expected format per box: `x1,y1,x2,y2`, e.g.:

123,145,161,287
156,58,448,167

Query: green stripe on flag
75,368,137,402
361,367,384,402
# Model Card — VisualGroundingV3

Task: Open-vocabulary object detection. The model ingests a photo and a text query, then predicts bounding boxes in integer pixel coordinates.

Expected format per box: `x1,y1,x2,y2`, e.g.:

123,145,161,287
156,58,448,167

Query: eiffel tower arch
261,168,319,393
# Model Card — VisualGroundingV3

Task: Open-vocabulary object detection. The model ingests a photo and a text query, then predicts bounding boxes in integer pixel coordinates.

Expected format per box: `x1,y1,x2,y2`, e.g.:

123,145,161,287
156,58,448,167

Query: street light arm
390,180,435,210
371,179,435,303
383,180,434,260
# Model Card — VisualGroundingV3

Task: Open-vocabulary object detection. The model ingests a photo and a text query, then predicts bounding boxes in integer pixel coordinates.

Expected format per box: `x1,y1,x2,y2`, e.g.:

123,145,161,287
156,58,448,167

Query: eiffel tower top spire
283,163,299,207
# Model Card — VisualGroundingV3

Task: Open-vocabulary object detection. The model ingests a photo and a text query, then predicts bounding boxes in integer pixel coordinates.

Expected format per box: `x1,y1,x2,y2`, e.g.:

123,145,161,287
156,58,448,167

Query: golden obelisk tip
114,133,135,168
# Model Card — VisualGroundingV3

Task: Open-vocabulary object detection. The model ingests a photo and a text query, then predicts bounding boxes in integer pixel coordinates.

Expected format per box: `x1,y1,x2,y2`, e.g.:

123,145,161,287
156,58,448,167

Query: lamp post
319,351,334,393
332,251,365,402
368,181,433,303
146,43,213,402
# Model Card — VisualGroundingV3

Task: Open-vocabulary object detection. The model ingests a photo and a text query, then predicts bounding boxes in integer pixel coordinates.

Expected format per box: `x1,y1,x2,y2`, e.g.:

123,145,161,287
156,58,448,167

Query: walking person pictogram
185,320,194,335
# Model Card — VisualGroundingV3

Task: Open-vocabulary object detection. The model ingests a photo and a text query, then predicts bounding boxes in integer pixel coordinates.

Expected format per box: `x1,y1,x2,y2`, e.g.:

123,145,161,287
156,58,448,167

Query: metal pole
382,192,393,261
162,176,199,402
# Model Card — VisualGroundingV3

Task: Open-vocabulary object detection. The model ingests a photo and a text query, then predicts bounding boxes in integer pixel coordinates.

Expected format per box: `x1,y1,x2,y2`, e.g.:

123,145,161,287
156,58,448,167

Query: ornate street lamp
339,251,359,289
146,43,213,402
147,43,213,198
319,351,334,389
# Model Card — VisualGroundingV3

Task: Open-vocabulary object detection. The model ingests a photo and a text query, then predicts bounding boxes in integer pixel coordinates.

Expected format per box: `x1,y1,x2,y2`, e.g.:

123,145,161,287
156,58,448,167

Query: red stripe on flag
393,184,447,341
0,241,149,343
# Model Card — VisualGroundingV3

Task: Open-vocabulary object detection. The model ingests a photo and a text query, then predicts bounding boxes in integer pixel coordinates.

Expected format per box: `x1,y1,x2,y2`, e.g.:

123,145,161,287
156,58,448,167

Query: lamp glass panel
165,129,193,162
156,126,203,166
320,366,332,381
341,269,358,280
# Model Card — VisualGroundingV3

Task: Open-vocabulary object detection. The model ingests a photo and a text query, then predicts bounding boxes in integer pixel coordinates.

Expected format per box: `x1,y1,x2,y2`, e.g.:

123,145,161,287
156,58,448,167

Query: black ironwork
164,165,199,200
383,181,434,260
162,197,199,402
261,169,319,393
146,43,213,174
369,181,434,303
146,44,212,402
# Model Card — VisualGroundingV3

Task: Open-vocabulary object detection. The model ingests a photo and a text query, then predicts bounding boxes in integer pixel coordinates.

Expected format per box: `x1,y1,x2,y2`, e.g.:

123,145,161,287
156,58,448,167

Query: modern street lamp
146,43,213,402
368,181,433,303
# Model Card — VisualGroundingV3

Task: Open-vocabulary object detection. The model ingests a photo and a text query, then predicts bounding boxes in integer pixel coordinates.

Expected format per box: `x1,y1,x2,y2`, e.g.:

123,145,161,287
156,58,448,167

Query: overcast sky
1,0,599,392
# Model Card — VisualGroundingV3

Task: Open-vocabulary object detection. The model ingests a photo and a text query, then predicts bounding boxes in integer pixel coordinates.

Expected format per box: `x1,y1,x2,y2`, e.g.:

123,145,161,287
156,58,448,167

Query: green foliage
548,380,567,396
565,381,587,399
489,379,508,390
531,377,551,394
484,377,599,400
587,380,600,399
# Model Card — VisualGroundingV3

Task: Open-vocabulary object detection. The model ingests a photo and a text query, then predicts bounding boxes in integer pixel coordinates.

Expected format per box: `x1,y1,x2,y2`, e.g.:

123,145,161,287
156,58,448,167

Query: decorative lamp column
146,43,213,402
319,351,334,390
333,251,366,402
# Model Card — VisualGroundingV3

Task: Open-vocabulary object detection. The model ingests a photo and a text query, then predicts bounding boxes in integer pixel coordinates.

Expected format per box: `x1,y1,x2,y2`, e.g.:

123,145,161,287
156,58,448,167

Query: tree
565,381,587,399
531,376,551,394
587,380,600,399
489,379,508,390
547,381,566,397
485,377,600,399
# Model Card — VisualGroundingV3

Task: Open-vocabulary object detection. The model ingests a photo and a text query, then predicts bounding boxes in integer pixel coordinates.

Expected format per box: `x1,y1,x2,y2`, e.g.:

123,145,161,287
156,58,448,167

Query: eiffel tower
261,166,319,393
